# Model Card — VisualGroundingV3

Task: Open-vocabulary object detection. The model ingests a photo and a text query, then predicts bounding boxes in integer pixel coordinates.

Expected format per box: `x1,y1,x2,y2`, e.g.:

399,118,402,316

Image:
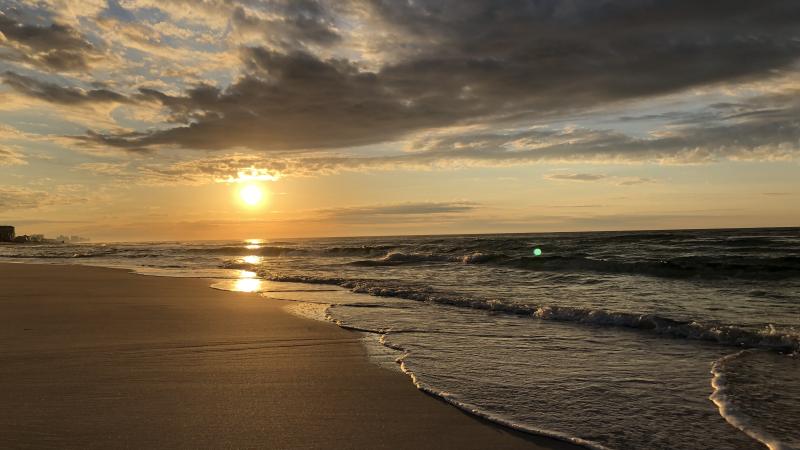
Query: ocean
2,227,798,450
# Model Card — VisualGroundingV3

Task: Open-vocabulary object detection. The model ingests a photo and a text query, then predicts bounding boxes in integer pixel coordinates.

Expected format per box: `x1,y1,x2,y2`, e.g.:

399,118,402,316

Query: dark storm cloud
77,0,800,154
0,12,98,72
91,48,449,151
2,72,130,105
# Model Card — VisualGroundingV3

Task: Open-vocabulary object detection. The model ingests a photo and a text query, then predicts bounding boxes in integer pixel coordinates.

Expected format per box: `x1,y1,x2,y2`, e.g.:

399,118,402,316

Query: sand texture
0,263,581,449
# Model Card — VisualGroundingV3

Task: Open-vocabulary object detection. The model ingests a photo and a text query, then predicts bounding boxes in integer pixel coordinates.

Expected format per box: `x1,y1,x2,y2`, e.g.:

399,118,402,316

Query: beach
0,263,576,449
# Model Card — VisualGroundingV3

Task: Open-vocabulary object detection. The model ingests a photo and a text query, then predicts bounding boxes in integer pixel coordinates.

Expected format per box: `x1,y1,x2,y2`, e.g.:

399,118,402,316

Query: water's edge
280,296,605,450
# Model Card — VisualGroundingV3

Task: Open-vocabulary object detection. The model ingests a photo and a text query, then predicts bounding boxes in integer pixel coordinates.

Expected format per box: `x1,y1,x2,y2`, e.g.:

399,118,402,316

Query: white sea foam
710,351,790,450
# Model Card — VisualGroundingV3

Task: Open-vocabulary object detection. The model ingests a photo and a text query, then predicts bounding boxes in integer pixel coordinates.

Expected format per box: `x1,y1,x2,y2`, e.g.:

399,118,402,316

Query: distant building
13,235,29,243
55,234,90,243
0,226,14,242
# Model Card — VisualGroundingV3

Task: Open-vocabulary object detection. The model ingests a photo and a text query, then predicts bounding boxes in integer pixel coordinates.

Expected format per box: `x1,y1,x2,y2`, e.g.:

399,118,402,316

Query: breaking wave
348,251,449,266
264,273,800,352
498,255,800,280
710,351,791,450
345,252,800,280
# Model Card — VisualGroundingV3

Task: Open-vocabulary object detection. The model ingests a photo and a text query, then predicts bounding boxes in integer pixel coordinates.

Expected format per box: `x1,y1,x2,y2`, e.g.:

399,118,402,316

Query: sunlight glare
240,184,264,206
233,278,262,293
243,255,261,264
245,238,263,250
231,269,262,292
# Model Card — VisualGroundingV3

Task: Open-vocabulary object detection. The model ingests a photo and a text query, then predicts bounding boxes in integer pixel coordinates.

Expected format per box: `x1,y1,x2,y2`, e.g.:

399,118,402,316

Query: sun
239,184,263,206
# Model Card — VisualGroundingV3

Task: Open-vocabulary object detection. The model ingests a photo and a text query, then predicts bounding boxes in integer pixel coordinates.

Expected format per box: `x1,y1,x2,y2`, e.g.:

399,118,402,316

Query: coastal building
0,226,15,242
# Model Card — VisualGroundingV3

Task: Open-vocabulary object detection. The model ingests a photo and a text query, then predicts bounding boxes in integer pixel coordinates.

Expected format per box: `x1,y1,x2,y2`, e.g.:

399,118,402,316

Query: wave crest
264,273,800,352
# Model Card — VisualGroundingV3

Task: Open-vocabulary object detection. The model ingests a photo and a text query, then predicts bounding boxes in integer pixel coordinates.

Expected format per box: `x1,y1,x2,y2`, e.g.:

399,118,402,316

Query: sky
0,0,798,241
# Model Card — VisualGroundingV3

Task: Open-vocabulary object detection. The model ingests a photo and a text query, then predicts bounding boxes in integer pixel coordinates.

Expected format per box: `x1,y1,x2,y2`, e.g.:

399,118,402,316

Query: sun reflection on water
233,270,262,292
245,238,263,250
233,278,262,292
243,255,262,264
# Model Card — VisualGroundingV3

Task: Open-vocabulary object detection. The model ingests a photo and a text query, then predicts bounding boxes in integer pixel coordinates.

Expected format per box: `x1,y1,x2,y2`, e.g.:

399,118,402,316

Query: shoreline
0,262,582,449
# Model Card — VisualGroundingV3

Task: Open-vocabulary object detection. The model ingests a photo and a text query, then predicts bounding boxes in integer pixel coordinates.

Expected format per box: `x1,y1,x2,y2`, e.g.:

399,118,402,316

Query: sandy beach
0,263,578,449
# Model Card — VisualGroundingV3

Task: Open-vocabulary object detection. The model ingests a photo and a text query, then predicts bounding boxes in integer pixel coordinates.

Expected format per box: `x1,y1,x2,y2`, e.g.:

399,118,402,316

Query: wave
389,342,610,450
345,251,800,280
321,245,399,257
348,251,506,266
188,246,309,256
348,251,448,266
0,250,119,258
190,244,400,258
498,255,800,280
263,274,800,352
220,261,260,270
710,351,789,450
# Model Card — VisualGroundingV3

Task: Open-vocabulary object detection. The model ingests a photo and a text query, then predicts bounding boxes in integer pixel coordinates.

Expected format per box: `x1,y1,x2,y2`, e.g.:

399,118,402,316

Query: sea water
2,228,798,449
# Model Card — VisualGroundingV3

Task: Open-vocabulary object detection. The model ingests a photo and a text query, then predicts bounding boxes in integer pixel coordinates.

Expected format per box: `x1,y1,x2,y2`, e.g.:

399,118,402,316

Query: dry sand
0,263,582,449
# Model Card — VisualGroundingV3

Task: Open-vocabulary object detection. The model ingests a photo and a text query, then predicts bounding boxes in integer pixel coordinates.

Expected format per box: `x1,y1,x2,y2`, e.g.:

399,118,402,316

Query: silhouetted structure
0,226,15,242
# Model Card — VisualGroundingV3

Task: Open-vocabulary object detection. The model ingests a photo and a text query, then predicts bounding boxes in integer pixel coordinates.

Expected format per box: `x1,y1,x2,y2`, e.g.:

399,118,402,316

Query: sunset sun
239,184,264,206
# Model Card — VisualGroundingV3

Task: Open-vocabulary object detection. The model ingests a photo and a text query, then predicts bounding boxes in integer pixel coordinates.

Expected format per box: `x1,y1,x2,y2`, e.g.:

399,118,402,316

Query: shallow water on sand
3,228,799,449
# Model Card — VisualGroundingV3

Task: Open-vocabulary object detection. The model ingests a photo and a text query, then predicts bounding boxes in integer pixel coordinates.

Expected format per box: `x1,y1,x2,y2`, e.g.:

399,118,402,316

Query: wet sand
0,263,581,449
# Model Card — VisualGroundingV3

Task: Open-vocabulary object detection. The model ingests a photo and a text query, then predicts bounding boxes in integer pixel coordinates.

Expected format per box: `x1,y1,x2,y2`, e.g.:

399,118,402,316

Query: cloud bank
1,0,799,186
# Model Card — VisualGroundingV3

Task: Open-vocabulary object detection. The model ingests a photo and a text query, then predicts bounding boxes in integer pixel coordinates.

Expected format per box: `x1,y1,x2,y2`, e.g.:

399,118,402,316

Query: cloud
3,0,800,183
0,185,89,210
543,173,655,185
0,146,26,166
544,173,607,182
400,91,800,165
314,201,481,224
134,155,284,186
74,162,129,175
230,1,341,50
71,88,800,186
73,0,800,154
616,177,655,186
0,12,100,72
1,71,131,105
324,201,479,216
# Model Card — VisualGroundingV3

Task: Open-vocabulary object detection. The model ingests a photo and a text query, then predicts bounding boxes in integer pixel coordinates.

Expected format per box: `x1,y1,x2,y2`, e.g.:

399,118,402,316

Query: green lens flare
533,248,542,256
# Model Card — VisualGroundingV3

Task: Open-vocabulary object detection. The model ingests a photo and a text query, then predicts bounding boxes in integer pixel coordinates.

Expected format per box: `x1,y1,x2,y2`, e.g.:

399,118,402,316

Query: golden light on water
233,269,262,292
243,255,261,264
233,278,262,292
239,184,264,206
245,238,262,250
